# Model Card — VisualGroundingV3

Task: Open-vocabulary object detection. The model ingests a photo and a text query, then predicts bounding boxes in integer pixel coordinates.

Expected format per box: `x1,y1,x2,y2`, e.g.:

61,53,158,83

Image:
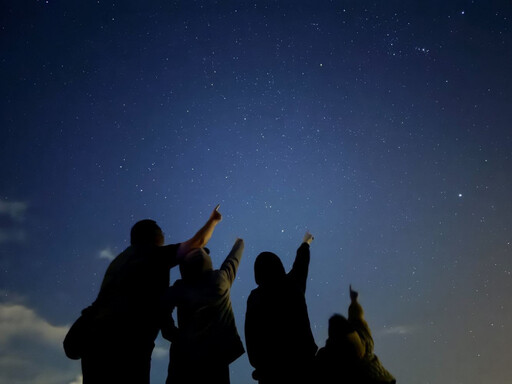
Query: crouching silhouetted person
315,313,365,383
316,285,396,384
161,238,245,384
347,285,395,384
245,232,317,384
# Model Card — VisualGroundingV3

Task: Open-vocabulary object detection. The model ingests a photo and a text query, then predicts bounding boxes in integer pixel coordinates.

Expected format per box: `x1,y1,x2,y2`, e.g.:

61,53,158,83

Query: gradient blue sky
1,1,511,383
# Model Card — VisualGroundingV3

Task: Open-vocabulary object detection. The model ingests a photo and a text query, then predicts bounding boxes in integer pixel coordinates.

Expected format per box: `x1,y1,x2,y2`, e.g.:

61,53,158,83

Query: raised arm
177,204,222,259
288,231,314,293
219,238,244,286
348,285,371,335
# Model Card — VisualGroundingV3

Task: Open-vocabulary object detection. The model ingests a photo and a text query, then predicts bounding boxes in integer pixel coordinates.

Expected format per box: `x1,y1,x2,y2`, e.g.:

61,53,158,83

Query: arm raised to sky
348,285,371,336
288,231,314,293
219,238,244,286
177,204,222,259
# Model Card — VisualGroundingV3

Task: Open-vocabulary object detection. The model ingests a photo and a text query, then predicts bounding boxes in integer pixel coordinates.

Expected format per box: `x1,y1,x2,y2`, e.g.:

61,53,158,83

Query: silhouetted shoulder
155,243,181,268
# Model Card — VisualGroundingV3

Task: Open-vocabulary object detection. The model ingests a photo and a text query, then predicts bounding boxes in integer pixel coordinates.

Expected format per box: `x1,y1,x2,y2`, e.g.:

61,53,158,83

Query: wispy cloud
152,346,169,359
379,324,416,336
0,303,68,345
0,228,26,244
68,374,83,384
0,201,28,222
0,290,24,302
0,301,80,384
99,247,116,261
0,200,29,244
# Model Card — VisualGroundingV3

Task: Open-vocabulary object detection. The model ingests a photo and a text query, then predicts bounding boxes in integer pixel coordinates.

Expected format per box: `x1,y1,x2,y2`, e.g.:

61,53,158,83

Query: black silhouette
161,238,245,384
316,286,396,384
245,232,317,384
348,285,396,383
315,313,365,383
64,206,222,384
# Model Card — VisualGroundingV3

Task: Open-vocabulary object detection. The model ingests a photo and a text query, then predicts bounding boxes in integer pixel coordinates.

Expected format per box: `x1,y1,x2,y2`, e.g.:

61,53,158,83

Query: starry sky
1,1,511,383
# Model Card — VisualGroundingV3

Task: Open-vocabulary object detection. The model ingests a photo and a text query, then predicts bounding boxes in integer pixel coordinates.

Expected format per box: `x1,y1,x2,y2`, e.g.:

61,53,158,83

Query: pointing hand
209,204,222,223
303,231,314,245
349,285,359,301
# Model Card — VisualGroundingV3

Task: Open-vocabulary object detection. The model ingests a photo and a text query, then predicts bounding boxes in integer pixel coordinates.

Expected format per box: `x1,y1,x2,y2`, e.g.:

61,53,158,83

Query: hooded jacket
161,239,245,370
245,243,317,382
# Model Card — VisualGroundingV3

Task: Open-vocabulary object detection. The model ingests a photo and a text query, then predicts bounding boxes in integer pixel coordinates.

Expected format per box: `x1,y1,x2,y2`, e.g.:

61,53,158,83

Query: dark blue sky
1,1,511,383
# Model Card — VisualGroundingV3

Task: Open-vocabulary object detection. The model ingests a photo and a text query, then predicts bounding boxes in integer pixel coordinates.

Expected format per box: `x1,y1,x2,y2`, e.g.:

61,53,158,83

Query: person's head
130,220,164,246
328,314,353,340
179,248,213,281
254,251,286,286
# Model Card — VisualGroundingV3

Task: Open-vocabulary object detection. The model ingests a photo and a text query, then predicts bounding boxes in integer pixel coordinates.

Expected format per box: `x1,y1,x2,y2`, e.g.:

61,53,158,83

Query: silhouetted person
245,232,317,384
77,205,222,384
316,285,395,384
161,238,245,384
347,285,396,384
315,314,365,384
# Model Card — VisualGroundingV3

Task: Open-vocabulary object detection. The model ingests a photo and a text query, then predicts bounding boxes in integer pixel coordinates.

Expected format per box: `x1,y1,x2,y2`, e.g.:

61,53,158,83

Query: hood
254,251,286,286
180,248,213,281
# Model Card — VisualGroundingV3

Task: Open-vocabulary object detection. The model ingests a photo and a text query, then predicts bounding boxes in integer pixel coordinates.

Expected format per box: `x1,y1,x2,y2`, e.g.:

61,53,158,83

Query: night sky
1,1,511,383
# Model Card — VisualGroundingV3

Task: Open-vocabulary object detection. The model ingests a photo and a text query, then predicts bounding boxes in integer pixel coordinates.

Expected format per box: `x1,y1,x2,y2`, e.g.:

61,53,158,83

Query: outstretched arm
288,231,314,293
348,285,371,335
177,204,222,259
220,238,244,286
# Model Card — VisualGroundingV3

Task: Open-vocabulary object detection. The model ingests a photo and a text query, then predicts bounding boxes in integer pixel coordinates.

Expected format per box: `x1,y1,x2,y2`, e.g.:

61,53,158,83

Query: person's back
161,239,245,384
81,220,179,384
245,232,317,384
93,242,176,333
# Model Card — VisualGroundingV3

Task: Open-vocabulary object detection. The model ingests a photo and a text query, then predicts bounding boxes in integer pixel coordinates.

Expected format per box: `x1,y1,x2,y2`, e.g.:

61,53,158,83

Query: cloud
0,303,68,345
379,324,416,336
152,346,169,359
0,200,29,244
68,374,83,384
0,228,26,244
0,302,81,384
0,290,24,302
0,200,28,222
99,247,116,261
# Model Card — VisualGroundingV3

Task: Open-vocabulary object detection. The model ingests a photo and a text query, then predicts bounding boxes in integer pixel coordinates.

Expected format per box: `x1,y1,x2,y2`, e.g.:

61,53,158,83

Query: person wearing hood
245,231,317,384
161,238,245,384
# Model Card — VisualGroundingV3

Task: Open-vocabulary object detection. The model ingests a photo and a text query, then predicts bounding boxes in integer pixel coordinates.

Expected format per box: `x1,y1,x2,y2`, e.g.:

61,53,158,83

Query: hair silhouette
254,251,286,286
179,248,213,281
130,219,163,246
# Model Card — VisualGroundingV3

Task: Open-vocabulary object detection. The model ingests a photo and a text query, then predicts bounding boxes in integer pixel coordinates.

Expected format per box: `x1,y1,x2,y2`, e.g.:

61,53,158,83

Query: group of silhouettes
64,205,395,384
